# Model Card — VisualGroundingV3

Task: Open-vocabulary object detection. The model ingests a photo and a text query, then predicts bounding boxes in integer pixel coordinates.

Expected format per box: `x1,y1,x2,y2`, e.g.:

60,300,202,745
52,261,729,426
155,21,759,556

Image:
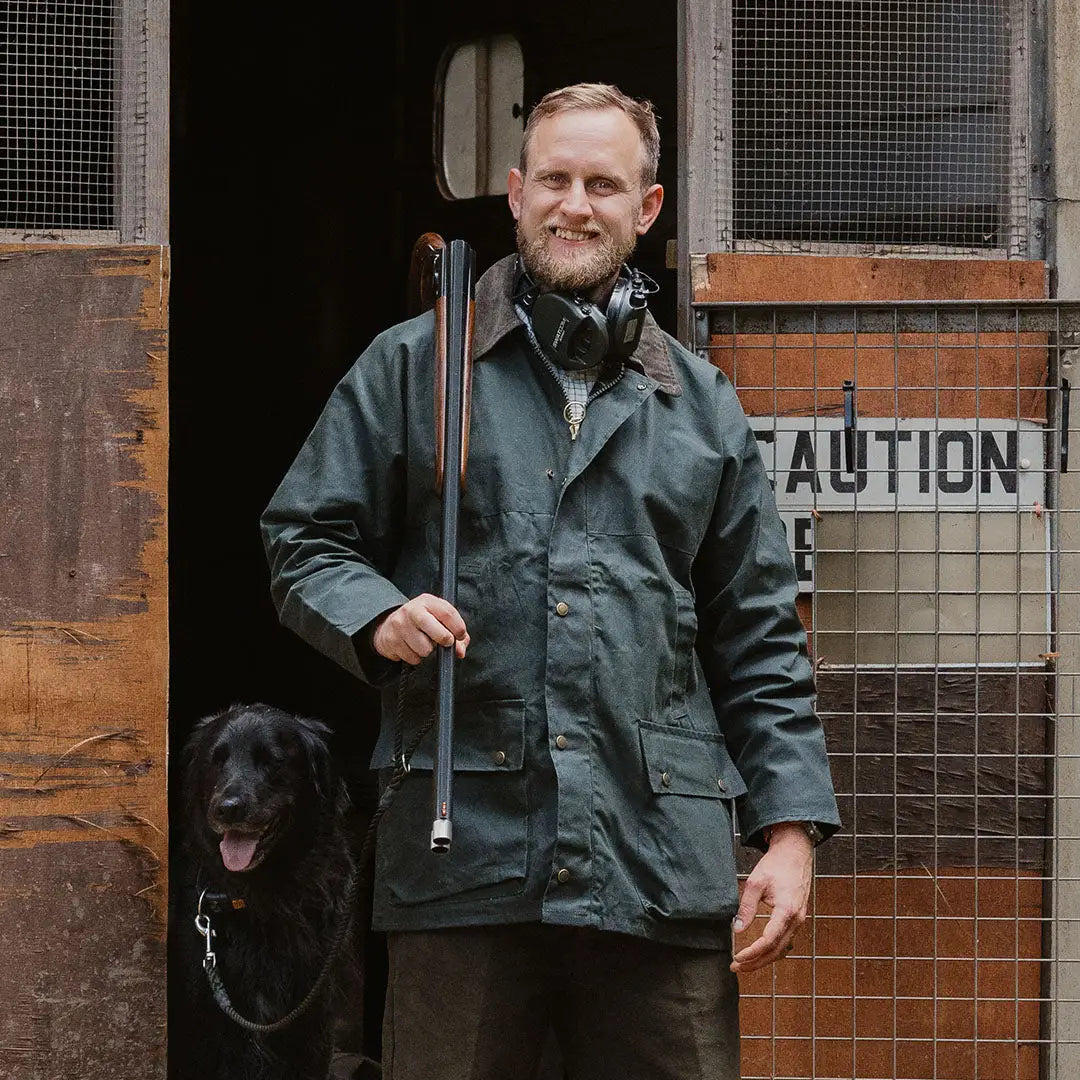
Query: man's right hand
371,594,470,665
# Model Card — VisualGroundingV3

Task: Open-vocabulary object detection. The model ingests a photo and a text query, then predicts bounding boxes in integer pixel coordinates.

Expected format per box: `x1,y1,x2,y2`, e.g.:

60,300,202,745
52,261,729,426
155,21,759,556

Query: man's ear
508,168,524,221
636,183,664,236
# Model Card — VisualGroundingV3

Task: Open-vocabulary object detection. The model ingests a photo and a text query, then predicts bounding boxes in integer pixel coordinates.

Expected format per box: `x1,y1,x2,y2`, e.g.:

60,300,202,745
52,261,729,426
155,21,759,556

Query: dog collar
198,888,247,915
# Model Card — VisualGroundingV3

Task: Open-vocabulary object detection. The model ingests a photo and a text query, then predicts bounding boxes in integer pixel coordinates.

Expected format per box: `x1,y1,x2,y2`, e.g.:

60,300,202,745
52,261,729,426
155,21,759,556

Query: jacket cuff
351,607,403,688
741,812,840,853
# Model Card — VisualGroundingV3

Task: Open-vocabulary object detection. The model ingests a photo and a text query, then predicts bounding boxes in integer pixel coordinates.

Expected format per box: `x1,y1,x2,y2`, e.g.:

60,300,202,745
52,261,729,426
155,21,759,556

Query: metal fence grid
729,1,1030,258
0,0,116,233
694,299,1079,1079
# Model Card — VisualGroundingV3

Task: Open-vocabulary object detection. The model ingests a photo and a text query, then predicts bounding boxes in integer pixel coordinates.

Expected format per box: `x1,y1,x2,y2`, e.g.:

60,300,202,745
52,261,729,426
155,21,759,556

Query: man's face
507,107,663,295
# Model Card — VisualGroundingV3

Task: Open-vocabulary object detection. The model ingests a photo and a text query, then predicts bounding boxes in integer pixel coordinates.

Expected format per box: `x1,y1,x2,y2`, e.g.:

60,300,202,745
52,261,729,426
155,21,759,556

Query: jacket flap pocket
639,720,748,798
373,698,526,772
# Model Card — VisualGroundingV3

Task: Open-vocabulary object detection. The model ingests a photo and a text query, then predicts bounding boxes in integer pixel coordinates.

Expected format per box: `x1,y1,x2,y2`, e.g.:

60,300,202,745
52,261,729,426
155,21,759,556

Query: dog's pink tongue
220,831,258,872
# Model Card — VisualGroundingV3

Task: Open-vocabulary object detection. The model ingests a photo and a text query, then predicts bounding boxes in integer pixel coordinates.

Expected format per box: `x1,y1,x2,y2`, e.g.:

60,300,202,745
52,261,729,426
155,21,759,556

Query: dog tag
563,400,586,441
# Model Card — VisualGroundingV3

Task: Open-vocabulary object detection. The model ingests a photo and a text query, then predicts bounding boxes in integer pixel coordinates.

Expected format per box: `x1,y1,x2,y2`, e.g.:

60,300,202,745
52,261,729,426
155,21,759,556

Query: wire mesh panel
730,2,1029,257
0,0,117,232
695,300,1078,1079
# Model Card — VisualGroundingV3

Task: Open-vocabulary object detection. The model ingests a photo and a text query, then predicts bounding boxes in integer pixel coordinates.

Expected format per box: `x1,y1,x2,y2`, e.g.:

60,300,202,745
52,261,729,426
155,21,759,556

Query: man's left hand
729,822,814,973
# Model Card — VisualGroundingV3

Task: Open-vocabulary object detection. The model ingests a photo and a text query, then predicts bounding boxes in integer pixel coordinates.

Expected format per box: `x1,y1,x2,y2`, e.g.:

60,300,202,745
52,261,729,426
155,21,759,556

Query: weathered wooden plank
699,256,1051,420
738,869,1044,1080
0,841,165,1076
734,669,1051,876
694,253,1048,303
0,245,168,1080
677,0,730,338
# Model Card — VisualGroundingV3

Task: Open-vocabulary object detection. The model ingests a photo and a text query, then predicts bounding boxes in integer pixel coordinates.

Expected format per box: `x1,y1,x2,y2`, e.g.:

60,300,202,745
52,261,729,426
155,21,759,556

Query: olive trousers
381,923,740,1080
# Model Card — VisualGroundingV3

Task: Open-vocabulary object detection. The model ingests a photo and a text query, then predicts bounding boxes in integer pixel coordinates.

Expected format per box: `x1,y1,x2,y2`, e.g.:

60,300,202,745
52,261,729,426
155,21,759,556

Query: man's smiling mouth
552,226,598,242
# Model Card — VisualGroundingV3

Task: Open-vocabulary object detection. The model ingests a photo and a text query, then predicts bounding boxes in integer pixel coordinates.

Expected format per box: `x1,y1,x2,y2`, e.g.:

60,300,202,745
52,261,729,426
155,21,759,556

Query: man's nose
560,179,591,218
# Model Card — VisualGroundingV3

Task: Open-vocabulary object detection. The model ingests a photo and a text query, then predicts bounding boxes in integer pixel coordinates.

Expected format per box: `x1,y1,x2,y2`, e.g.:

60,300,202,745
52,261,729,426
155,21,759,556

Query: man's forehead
527,107,642,171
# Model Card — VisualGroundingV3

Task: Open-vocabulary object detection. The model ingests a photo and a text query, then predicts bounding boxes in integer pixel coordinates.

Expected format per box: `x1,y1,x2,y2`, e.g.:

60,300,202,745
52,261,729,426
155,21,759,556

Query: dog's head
183,703,337,874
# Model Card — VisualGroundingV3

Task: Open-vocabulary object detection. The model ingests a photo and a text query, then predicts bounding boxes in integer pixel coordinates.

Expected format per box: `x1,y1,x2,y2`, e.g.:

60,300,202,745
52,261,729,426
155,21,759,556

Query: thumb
734,876,765,932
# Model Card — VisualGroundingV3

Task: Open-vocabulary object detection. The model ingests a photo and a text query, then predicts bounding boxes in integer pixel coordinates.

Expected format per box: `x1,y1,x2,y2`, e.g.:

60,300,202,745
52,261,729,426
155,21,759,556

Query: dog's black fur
170,703,356,1080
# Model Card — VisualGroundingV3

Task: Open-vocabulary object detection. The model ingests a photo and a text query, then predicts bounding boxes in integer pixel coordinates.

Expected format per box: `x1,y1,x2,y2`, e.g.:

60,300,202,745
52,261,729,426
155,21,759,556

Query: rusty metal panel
0,246,168,1080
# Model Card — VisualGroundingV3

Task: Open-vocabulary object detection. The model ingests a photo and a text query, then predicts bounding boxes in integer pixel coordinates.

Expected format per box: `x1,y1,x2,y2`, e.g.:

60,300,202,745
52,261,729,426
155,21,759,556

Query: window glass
439,35,524,200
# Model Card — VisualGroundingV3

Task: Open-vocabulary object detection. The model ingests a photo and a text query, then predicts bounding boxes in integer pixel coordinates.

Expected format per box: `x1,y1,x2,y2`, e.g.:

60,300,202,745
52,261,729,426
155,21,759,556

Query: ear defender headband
515,260,659,372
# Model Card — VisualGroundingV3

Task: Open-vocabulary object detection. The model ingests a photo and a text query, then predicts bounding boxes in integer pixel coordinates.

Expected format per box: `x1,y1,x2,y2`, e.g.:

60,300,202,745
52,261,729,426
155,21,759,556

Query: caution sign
752,418,1046,592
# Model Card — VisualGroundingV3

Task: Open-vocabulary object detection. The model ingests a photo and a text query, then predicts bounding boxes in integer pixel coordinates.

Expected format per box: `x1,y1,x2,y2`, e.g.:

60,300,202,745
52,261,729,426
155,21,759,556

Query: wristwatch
763,820,824,847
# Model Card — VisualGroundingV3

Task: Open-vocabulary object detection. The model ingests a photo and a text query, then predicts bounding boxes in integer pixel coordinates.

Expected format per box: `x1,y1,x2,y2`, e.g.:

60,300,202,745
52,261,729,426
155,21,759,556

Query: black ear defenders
514,261,658,371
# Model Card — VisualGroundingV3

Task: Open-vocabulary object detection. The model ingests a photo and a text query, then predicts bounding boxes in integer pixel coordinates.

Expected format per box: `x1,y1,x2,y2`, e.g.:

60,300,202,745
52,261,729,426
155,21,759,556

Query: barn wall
0,246,168,1080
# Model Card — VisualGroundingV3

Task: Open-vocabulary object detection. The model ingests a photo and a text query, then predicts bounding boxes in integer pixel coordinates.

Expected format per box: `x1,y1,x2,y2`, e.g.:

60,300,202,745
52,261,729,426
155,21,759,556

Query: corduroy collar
471,254,682,396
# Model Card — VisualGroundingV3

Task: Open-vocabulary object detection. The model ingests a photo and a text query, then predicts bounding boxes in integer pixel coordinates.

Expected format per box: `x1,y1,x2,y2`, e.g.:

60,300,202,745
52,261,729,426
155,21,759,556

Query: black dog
170,703,357,1080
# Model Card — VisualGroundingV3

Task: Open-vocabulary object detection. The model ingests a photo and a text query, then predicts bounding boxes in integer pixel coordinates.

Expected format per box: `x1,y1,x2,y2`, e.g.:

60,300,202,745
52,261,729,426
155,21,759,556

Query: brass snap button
556,868,571,884
555,735,568,750
492,750,507,766
717,778,727,792
661,771,672,787
555,601,569,616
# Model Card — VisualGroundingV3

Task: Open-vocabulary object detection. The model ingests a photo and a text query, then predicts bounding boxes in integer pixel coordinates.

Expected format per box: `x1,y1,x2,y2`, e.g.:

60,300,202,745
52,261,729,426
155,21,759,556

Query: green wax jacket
261,255,840,948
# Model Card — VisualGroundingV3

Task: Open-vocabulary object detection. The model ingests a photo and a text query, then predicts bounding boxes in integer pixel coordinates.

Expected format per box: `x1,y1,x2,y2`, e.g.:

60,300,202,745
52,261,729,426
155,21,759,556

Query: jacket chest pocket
634,720,747,922
373,698,530,907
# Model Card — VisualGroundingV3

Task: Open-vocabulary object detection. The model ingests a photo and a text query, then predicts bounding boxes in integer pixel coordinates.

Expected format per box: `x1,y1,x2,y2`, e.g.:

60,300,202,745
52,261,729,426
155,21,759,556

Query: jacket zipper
538,352,624,440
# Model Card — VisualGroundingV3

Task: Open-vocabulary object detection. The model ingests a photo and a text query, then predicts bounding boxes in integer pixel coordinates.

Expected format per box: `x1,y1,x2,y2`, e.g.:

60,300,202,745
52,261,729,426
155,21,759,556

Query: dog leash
195,700,434,1035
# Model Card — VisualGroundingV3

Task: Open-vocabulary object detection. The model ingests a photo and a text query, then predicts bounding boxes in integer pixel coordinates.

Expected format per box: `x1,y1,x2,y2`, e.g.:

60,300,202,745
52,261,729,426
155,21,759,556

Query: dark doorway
168,2,677,1070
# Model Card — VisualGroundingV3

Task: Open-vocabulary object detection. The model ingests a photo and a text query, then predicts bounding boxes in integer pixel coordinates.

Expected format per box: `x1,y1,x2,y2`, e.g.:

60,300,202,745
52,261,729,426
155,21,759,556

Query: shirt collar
471,254,682,396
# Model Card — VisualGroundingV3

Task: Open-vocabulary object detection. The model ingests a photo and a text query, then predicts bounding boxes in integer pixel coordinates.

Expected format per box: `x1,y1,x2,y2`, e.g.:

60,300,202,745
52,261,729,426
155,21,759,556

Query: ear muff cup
605,270,650,356
521,264,656,372
530,291,611,370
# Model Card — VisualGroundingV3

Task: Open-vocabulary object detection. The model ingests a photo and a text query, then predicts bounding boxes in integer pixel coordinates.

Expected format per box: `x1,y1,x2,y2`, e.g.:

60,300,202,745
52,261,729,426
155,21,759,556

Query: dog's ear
179,707,227,779
294,716,335,802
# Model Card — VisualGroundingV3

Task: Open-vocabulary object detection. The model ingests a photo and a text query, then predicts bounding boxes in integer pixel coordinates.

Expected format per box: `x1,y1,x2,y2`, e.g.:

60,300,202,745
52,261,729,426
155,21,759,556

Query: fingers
729,848,812,973
414,608,458,650
419,594,469,642
730,906,800,973
372,594,470,665
733,875,764,934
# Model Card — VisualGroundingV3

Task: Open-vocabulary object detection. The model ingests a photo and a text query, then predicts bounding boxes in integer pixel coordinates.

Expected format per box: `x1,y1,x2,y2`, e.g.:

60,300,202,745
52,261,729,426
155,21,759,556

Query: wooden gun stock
408,231,445,319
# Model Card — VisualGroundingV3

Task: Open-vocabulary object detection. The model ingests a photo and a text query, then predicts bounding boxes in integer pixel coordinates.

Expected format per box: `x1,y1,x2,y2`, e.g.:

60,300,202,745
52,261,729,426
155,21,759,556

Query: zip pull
564,400,586,441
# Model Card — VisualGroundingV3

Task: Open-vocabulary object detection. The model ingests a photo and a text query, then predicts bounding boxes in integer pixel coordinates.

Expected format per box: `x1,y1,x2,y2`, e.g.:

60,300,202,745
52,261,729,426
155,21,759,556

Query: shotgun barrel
431,239,476,853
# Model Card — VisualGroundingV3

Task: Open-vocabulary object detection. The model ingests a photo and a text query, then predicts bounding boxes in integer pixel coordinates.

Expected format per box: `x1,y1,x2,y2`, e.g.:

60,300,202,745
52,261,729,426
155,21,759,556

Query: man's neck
522,259,621,307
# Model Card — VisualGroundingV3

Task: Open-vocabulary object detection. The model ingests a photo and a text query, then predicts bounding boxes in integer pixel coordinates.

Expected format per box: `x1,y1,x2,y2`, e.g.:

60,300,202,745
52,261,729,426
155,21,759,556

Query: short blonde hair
520,83,660,190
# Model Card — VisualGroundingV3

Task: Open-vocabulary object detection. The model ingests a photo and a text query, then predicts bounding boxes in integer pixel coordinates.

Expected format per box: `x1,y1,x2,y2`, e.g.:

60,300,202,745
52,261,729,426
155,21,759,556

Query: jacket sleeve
260,327,418,684
692,376,841,849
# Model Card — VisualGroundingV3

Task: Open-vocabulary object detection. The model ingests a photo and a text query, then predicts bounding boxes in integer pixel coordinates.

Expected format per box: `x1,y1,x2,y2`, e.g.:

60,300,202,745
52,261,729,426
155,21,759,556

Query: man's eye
539,174,567,189
589,179,616,194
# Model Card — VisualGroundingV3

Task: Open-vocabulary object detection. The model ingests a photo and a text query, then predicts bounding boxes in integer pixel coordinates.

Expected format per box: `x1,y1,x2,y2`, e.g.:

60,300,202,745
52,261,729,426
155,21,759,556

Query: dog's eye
210,743,229,765
251,744,275,769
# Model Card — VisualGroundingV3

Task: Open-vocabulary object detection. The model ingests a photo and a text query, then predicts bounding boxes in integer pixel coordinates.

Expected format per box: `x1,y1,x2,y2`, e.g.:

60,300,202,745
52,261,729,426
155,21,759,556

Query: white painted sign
752,418,1046,592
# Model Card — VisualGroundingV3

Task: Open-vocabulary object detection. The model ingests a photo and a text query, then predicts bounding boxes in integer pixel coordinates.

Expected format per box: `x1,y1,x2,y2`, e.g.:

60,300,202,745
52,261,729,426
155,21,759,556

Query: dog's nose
214,794,247,824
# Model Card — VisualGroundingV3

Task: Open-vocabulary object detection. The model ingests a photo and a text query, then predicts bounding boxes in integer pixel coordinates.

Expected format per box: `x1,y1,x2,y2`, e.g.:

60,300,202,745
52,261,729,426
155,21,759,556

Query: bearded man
261,82,839,1080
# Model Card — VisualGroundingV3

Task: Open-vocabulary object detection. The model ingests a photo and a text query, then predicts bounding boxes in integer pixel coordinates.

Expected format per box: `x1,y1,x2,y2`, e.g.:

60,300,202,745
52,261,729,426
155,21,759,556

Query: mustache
545,217,602,236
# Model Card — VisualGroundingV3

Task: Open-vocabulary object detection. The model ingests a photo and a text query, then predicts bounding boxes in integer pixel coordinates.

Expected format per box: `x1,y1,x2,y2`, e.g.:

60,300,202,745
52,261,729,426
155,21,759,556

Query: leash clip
195,889,217,972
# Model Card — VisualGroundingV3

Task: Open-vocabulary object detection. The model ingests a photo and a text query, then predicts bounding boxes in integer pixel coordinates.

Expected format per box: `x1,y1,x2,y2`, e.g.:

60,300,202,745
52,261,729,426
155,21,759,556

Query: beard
516,217,637,294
